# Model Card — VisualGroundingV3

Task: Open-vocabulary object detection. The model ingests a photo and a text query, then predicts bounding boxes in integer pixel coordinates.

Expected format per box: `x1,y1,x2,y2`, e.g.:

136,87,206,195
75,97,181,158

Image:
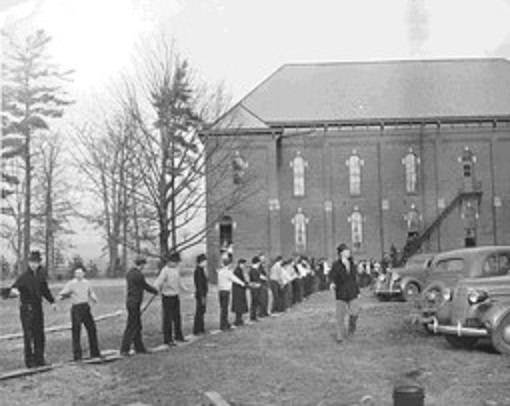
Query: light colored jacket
154,265,186,296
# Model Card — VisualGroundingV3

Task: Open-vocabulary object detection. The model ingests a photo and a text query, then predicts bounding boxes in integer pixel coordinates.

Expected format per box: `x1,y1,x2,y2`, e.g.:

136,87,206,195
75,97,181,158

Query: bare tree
73,115,143,276
72,39,257,270
118,40,257,261
1,29,73,269
31,132,76,277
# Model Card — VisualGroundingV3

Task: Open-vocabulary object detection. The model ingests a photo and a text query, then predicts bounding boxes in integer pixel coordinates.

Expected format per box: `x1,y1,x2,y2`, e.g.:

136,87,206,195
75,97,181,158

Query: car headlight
442,288,453,301
425,290,439,302
467,289,489,305
391,272,400,282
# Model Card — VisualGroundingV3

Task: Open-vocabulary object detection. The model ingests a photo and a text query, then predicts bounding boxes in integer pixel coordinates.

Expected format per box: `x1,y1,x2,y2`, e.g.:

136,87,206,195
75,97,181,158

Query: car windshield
434,258,464,273
406,256,430,268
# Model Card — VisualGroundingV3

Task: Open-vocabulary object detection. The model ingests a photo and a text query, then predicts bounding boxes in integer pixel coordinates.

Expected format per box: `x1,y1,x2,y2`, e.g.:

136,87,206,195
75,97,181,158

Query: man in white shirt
58,267,101,361
154,251,189,346
269,256,284,313
217,257,246,330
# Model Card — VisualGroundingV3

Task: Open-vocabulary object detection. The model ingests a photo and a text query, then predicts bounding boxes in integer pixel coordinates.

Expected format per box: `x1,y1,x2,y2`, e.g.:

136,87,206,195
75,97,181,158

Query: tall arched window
462,201,478,247
292,208,308,253
232,151,248,185
346,150,363,196
404,204,421,239
402,149,419,194
459,147,476,179
348,207,363,251
291,151,307,197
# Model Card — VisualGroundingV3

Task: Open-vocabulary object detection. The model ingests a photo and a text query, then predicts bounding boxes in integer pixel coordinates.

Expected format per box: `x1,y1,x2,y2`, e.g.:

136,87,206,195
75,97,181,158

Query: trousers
193,296,206,335
162,295,184,343
120,303,146,354
335,298,361,341
219,291,230,330
20,303,45,367
71,303,100,360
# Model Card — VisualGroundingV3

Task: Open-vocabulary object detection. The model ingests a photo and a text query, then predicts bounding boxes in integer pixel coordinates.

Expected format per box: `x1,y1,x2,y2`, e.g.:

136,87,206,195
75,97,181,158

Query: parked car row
374,246,510,355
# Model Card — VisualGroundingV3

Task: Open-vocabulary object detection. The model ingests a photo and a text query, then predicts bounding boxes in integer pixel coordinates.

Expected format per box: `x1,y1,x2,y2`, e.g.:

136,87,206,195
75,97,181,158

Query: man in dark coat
232,258,249,326
11,250,56,368
249,256,262,321
120,256,158,355
193,254,208,335
329,243,360,343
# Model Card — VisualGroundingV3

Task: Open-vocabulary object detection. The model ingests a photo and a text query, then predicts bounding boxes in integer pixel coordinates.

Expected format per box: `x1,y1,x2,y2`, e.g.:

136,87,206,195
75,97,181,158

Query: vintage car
374,253,435,302
418,245,510,354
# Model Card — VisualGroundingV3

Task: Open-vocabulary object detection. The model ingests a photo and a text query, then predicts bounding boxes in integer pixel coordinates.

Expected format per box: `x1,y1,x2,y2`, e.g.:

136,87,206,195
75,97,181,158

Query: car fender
400,277,422,290
480,301,510,332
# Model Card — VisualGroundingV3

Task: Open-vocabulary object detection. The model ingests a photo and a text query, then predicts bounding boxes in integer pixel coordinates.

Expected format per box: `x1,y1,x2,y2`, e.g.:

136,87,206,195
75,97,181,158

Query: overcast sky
3,0,510,262
4,0,510,103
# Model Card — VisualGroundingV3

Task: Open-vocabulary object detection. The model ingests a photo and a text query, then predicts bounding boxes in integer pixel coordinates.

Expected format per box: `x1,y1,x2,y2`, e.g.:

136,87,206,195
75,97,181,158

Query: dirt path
1,290,510,406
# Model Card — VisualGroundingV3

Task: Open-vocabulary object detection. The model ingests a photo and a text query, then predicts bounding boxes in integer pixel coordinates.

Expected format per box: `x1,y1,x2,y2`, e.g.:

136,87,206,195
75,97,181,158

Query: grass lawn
1,283,510,406
0,275,214,372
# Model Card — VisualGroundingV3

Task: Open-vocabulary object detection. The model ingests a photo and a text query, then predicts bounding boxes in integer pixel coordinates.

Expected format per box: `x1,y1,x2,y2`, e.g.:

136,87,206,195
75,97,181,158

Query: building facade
204,59,510,271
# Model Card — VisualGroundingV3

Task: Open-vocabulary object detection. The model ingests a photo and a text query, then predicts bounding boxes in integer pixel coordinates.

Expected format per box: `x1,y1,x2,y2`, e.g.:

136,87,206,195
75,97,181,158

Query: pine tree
2,29,73,269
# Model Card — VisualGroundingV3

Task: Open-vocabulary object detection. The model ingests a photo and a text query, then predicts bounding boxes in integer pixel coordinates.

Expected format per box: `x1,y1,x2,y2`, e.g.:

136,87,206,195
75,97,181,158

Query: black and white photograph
2,1,510,405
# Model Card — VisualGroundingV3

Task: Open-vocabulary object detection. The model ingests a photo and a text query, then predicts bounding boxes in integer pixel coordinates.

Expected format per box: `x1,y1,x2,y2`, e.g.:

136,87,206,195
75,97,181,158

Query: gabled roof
212,58,510,131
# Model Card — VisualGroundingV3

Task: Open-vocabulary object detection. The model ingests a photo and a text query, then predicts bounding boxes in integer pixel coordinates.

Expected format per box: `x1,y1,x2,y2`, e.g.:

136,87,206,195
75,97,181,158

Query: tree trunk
22,129,31,271
131,176,141,253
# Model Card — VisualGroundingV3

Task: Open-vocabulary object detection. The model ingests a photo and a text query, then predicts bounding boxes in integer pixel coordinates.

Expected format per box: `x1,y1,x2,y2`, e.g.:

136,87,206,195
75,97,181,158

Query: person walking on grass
120,256,158,356
329,243,361,344
10,250,56,368
154,250,190,346
58,267,101,361
217,256,246,331
193,253,208,336
232,258,249,326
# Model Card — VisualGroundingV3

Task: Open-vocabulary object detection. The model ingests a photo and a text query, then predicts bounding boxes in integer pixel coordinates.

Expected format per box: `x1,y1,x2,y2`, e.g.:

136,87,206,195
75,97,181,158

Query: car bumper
427,317,489,338
375,286,402,296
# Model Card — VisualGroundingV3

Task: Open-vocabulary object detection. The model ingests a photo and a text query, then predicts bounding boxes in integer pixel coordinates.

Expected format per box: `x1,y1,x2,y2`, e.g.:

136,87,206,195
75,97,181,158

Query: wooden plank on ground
204,391,231,406
0,310,123,341
0,365,54,381
0,349,122,381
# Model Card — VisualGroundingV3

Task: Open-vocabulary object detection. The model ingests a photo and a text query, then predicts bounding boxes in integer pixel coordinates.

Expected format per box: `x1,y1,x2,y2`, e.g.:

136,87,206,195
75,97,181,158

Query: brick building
204,58,510,270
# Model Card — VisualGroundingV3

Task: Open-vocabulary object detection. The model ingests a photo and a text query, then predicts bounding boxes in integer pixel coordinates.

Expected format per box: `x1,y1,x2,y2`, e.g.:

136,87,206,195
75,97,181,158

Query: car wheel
445,335,478,349
402,283,420,302
491,312,510,354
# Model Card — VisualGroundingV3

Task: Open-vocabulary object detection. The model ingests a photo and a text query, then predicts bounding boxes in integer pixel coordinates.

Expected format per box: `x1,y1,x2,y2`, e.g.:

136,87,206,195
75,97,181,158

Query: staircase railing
396,185,482,266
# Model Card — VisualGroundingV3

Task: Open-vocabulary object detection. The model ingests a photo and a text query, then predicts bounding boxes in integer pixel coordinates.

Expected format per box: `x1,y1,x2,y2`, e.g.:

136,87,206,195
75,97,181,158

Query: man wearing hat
11,250,56,368
329,243,361,343
154,250,190,346
192,253,208,335
120,256,159,355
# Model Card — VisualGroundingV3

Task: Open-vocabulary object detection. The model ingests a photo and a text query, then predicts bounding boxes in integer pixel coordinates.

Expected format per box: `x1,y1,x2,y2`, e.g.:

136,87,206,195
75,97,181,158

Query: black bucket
393,385,424,406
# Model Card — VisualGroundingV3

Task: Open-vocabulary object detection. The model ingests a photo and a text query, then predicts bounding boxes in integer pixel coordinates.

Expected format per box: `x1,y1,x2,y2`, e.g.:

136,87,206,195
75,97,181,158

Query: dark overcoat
329,258,360,302
231,266,248,314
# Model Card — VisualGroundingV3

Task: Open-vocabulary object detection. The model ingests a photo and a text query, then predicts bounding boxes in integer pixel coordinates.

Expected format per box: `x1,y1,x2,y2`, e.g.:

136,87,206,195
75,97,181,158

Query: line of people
8,248,337,369
196,252,331,334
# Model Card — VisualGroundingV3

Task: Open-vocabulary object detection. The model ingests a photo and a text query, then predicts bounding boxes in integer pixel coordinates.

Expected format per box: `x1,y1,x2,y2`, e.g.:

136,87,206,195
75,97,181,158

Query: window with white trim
346,150,363,196
348,207,363,252
291,151,307,197
402,149,419,194
292,208,308,253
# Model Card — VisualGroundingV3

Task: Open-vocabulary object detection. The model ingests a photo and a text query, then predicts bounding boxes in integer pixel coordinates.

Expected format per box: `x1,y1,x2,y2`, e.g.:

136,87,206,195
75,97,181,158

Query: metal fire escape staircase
397,186,482,266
